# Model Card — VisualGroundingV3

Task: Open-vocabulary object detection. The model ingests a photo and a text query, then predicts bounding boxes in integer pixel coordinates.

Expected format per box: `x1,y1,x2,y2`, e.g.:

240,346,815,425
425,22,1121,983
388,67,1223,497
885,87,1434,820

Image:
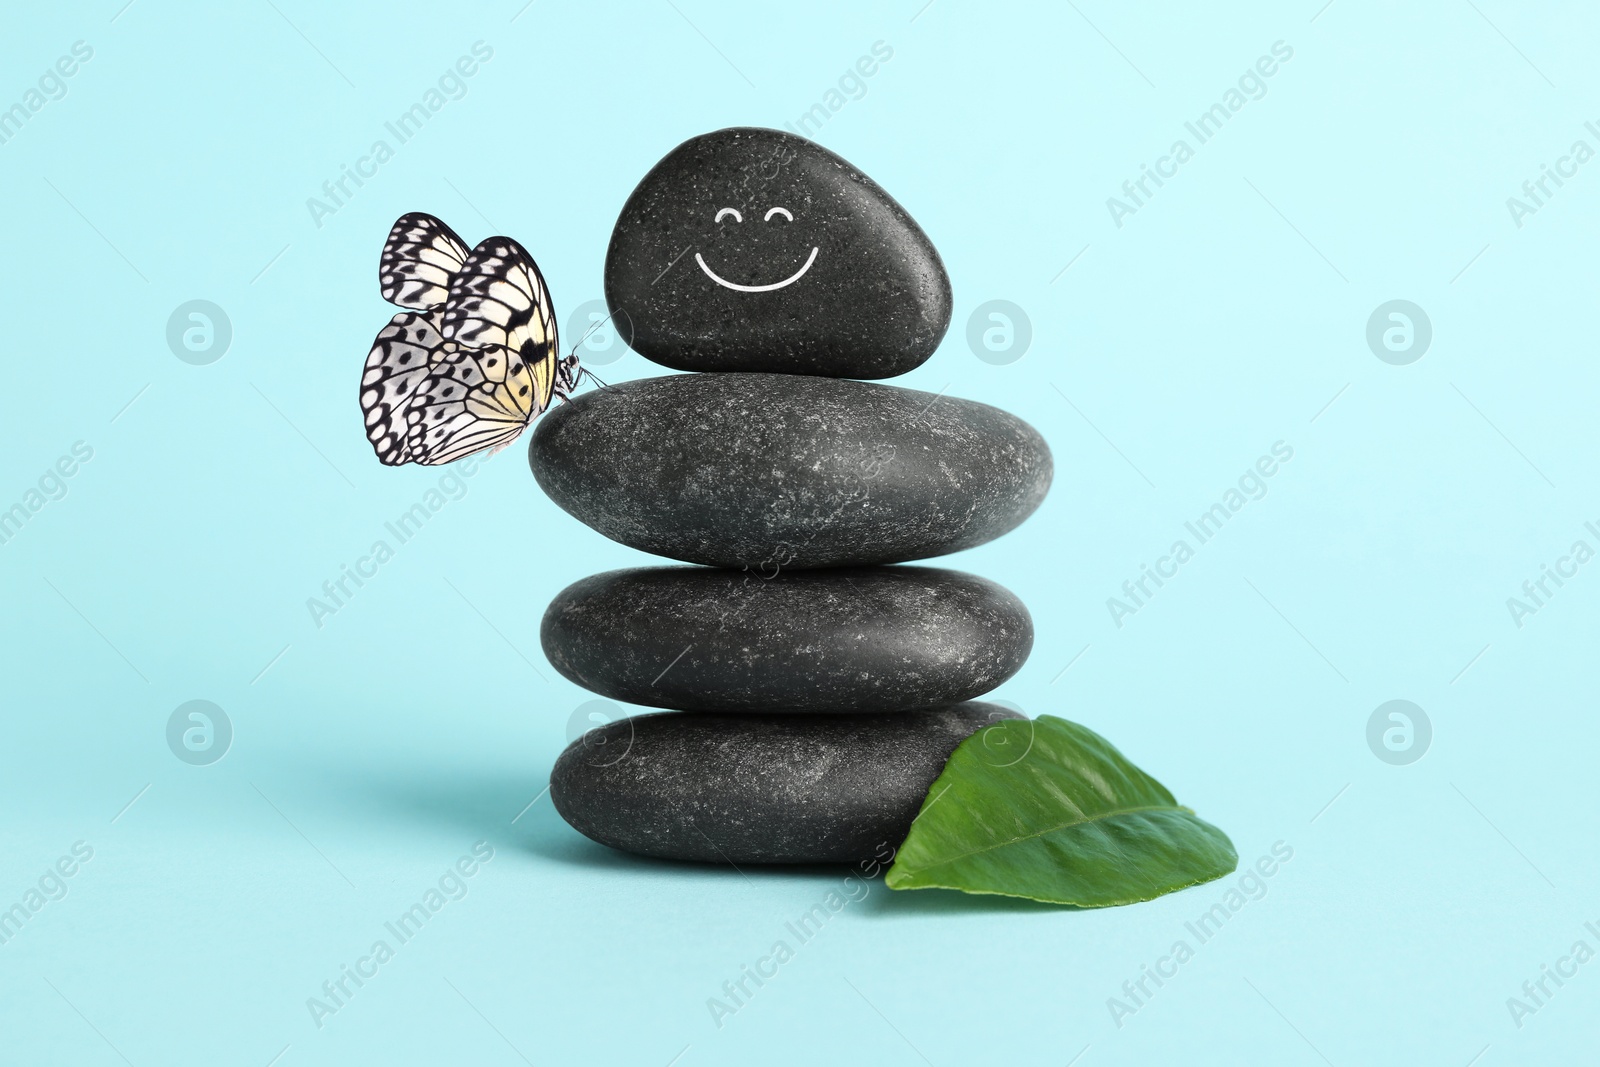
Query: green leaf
885,715,1237,906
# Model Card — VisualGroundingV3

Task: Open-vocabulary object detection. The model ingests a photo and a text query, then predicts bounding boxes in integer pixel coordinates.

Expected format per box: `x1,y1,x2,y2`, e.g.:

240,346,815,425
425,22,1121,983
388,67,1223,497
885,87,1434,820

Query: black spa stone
528,372,1052,569
602,126,951,379
541,565,1032,713
549,703,1023,864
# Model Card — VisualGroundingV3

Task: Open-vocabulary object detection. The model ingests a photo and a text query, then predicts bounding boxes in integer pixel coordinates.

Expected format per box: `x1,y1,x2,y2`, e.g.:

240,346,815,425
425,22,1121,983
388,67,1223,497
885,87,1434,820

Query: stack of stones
536,128,1052,865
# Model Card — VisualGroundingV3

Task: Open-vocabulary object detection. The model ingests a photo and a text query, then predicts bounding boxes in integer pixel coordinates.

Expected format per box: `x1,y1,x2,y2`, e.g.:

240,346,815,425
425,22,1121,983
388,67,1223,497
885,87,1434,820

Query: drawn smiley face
603,126,952,377
694,205,820,293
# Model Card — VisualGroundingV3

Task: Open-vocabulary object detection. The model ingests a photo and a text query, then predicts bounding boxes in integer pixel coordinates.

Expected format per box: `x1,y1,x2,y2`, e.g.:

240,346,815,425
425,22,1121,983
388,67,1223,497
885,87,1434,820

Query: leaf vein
902,802,1198,873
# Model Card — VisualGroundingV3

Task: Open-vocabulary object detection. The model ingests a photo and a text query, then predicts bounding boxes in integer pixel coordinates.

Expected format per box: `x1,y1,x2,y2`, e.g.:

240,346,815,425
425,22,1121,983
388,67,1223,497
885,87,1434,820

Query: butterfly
360,212,582,466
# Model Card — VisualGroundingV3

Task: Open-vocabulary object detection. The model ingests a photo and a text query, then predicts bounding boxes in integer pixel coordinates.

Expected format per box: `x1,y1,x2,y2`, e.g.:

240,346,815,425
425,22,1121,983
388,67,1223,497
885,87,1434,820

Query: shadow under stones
315,756,906,886
309,758,652,873
519,804,905,888
310,757,1083,907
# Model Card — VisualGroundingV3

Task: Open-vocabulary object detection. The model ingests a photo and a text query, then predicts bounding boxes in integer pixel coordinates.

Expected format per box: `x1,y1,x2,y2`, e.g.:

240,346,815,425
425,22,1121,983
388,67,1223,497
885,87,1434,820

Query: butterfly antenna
565,306,628,362
563,305,629,392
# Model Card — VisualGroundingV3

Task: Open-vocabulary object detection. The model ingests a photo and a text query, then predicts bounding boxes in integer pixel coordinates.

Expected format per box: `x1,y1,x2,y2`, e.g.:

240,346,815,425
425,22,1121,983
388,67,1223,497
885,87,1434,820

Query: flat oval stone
550,703,1022,864
542,566,1032,713
529,372,1052,569
602,126,951,379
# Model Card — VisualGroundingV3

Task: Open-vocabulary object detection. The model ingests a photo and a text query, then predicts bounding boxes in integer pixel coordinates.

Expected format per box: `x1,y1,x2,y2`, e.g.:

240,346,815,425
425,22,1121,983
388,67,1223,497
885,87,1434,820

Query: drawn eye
764,206,793,222
715,208,742,223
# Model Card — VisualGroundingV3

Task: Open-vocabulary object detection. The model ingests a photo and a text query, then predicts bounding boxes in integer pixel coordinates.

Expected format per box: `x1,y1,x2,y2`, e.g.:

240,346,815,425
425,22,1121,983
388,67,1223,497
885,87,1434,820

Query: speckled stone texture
529,372,1052,569
602,127,951,380
542,566,1032,713
550,703,1022,864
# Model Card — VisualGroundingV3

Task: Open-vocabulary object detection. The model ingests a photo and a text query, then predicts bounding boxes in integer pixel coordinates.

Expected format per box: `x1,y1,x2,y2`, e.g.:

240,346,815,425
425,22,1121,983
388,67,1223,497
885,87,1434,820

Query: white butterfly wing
366,228,574,468
440,237,559,368
404,345,543,466
361,310,462,466
379,212,470,311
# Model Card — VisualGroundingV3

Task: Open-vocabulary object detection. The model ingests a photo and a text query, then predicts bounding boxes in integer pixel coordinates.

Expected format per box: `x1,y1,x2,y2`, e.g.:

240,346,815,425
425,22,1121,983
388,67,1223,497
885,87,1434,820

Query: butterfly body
361,212,577,467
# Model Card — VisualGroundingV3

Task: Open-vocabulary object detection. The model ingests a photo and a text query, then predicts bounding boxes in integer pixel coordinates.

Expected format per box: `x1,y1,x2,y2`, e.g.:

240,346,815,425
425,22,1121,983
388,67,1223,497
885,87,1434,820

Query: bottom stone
549,703,1020,865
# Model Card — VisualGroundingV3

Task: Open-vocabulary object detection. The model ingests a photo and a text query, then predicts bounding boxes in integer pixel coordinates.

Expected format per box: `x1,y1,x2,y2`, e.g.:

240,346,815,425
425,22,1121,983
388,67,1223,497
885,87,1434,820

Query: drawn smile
694,247,819,293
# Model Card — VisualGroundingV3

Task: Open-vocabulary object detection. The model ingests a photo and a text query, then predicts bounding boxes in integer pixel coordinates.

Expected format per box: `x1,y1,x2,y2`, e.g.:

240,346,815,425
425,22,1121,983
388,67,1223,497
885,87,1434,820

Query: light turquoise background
2,1,1595,1064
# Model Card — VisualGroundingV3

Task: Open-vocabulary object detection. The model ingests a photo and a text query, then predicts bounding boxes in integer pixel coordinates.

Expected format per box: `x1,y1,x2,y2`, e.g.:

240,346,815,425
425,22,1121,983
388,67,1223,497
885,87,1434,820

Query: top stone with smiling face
603,127,952,380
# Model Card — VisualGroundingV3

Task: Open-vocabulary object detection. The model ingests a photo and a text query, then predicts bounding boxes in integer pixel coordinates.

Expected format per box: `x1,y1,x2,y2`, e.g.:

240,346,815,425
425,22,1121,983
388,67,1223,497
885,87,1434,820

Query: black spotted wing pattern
362,218,579,468
379,212,471,310
440,237,559,412
404,344,541,465
360,310,465,466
